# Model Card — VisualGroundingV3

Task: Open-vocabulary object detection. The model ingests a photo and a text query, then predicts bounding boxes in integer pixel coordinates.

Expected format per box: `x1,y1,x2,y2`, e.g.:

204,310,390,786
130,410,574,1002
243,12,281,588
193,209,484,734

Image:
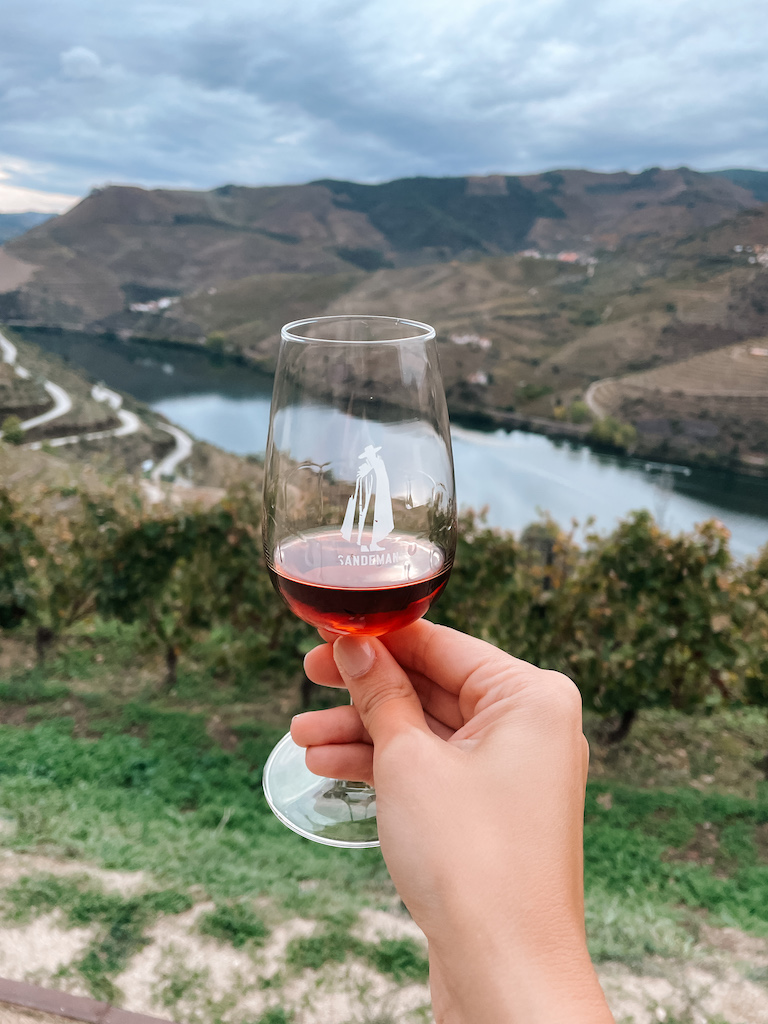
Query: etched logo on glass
340,444,394,551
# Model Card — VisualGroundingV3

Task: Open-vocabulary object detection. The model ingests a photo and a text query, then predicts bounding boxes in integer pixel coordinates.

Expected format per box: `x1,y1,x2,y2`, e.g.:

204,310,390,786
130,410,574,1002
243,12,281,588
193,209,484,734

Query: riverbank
452,398,768,480
16,324,768,483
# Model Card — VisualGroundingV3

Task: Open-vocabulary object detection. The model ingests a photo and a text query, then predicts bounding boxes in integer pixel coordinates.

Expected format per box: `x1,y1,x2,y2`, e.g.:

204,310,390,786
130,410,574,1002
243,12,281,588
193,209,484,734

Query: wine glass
261,315,457,848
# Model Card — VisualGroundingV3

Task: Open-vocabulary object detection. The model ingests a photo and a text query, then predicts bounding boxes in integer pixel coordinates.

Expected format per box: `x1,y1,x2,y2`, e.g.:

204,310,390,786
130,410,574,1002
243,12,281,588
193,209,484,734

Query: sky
1,0,767,213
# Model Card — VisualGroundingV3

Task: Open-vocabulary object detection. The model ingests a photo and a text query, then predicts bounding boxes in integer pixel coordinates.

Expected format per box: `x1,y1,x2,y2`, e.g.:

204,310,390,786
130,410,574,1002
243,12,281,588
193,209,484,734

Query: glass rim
281,313,436,345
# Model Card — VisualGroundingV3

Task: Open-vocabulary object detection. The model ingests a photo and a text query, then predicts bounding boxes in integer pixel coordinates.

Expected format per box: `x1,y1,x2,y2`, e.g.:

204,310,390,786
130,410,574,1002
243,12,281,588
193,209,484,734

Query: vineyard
590,343,768,417
1,484,768,1022
1,482,767,734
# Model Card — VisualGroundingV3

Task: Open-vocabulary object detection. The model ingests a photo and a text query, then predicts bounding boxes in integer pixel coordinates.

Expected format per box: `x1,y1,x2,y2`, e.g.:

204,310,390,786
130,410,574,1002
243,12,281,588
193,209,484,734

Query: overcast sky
1,0,767,213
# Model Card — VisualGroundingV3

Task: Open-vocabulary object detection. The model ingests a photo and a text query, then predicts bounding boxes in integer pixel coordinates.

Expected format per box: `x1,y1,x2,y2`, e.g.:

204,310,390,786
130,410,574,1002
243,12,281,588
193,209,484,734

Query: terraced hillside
0,167,760,334
589,342,768,469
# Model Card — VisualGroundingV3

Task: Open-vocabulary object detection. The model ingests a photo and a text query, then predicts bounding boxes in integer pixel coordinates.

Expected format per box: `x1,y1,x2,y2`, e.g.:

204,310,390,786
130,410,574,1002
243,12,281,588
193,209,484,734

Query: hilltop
2,166,768,474
0,166,761,333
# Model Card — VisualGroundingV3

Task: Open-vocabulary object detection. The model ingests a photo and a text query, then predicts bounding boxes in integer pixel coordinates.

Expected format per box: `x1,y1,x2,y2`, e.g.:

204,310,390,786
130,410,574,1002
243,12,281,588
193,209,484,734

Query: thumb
333,635,430,747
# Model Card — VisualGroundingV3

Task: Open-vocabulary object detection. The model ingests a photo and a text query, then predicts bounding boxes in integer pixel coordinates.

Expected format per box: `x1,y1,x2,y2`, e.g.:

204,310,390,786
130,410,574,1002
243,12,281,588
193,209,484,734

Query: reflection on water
155,393,768,558
16,328,768,557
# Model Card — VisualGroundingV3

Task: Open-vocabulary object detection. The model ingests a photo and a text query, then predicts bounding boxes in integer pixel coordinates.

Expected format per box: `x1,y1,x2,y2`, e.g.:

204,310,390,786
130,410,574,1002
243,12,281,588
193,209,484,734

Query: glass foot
262,732,380,848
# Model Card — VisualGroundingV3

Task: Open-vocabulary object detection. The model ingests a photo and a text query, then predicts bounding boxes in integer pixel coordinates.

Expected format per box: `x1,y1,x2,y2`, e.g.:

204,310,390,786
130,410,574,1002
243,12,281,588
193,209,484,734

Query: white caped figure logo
340,444,395,551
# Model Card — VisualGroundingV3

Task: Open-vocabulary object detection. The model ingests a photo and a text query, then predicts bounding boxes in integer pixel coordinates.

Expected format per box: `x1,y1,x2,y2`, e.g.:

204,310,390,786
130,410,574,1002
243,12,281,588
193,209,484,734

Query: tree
560,512,742,740
25,490,124,662
0,489,40,630
94,489,309,690
1,416,25,445
589,416,637,453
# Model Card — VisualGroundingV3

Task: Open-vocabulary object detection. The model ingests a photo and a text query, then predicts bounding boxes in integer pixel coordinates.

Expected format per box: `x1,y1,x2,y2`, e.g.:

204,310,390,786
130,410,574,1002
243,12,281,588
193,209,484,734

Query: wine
267,528,451,635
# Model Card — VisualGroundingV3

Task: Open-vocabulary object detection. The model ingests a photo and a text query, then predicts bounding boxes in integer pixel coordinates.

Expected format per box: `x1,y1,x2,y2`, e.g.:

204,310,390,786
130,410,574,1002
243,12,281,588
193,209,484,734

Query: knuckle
354,677,412,723
538,670,583,721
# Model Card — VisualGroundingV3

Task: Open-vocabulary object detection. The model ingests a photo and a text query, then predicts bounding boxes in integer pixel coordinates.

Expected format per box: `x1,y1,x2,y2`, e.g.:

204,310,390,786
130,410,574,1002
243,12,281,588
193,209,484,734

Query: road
584,377,614,419
0,328,192,483
152,422,194,481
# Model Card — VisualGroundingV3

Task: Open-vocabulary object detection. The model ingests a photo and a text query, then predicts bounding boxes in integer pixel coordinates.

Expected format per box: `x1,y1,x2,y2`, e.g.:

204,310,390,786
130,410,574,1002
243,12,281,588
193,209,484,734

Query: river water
19,329,768,557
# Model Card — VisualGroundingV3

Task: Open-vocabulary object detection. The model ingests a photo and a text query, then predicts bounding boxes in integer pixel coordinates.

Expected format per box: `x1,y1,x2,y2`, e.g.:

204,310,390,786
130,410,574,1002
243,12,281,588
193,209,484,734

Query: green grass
1,711,763,944
0,632,767,983
0,713,390,911
198,901,270,948
1,872,194,999
367,937,430,984
285,926,429,984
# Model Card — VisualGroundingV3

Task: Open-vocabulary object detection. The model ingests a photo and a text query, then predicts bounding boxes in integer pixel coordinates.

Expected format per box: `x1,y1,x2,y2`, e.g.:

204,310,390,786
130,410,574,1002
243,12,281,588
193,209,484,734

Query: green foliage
1,873,194,999
286,928,356,971
1,873,84,922
562,512,747,716
0,489,40,628
568,399,591,424
1,415,24,445
254,1011,293,1024
570,308,602,327
516,382,553,403
315,175,564,253
93,487,311,688
739,543,768,707
589,415,637,452
286,926,428,982
585,887,694,965
367,937,430,983
198,901,269,947
429,512,576,667
582,782,768,935
205,332,228,354
2,480,767,727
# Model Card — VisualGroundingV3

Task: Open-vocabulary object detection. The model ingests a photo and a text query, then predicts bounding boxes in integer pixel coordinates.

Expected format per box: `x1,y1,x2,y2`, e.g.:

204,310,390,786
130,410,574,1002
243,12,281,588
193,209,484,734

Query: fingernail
333,636,375,677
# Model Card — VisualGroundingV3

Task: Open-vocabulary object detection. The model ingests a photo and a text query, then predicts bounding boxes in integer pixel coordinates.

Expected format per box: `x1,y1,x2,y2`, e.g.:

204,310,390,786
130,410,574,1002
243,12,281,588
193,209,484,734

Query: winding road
0,328,192,486
584,377,615,419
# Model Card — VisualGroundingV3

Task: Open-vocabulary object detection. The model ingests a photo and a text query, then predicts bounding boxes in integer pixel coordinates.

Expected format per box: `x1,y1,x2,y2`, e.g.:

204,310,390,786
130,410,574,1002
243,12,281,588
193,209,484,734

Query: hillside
0,166,760,335
0,212,54,245
0,328,264,496
2,167,768,474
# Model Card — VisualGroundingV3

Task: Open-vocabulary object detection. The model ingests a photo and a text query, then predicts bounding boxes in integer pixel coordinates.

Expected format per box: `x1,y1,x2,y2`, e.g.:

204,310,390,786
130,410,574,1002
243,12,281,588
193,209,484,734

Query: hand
292,620,614,1024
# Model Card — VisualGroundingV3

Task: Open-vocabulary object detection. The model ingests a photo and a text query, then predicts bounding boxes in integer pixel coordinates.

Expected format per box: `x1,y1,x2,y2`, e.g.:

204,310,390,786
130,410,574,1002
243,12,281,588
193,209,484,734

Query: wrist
427,916,613,1024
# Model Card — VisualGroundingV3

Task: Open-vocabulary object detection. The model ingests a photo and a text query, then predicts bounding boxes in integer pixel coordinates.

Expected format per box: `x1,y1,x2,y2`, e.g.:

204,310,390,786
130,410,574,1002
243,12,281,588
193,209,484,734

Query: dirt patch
0,252,37,292
0,1006,78,1024
0,638,34,677
699,924,768,965
0,851,147,897
599,956,768,1024
353,907,426,946
0,849,766,1023
272,962,430,1024
0,914,93,989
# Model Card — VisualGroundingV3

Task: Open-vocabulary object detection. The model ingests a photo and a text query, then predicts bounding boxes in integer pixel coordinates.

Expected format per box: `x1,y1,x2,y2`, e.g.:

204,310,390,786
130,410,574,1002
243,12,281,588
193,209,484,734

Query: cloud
0,158,79,212
60,46,104,80
0,0,766,205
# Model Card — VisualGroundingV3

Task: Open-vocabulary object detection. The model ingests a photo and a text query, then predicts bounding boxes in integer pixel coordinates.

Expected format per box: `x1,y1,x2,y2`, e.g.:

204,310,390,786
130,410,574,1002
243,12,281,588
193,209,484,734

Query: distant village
734,243,768,266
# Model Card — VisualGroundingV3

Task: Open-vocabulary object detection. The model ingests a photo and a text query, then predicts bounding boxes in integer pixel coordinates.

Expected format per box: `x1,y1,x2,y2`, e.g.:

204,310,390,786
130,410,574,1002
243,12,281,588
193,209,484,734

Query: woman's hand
291,620,614,1024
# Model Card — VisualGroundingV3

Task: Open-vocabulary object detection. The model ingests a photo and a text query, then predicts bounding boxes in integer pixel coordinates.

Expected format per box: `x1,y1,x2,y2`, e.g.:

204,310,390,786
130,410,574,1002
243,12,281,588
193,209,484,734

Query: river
17,328,768,557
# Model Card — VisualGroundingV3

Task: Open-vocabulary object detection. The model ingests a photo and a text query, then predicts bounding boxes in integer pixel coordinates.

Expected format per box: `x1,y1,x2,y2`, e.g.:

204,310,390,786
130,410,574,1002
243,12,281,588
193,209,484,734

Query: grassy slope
0,622,765,1007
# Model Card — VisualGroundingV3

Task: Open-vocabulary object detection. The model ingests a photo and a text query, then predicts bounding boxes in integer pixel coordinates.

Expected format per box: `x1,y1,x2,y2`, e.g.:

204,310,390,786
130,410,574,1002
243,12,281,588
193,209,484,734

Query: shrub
1,415,25,445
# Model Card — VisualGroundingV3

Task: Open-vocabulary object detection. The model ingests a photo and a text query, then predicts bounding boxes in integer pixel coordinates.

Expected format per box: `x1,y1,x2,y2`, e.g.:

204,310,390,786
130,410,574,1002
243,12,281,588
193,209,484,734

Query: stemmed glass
261,315,457,848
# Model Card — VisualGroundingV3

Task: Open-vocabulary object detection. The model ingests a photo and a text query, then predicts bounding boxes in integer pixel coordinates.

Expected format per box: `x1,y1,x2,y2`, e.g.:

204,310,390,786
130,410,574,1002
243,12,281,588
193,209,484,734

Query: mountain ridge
0,166,762,334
